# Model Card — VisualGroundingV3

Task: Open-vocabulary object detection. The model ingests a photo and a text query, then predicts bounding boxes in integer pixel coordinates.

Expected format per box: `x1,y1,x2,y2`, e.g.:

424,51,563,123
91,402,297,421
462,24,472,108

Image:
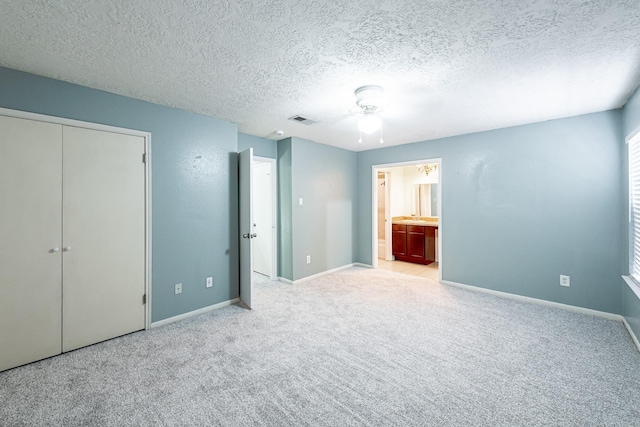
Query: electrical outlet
306,255,311,264
206,277,213,288
560,275,570,287
174,283,182,294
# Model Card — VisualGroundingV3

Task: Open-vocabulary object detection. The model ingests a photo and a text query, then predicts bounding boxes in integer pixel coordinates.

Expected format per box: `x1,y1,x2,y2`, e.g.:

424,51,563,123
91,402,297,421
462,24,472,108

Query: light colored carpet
1,267,639,426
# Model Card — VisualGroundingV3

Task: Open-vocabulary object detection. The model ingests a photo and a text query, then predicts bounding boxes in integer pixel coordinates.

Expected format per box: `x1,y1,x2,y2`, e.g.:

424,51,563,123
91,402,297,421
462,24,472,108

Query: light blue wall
291,138,357,280
357,111,623,314
277,137,357,281
0,67,238,322
238,133,277,159
622,84,640,340
277,138,293,280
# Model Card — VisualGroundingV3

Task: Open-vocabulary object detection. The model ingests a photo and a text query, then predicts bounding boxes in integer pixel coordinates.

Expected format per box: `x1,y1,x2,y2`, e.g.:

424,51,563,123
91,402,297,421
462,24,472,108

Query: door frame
375,171,393,261
383,171,392,261
253,156,278,281
372,158,442,282
0,107,152,329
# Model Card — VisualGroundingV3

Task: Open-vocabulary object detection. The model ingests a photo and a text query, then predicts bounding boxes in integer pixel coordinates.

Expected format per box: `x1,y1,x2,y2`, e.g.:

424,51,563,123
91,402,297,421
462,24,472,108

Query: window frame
627,127,640,286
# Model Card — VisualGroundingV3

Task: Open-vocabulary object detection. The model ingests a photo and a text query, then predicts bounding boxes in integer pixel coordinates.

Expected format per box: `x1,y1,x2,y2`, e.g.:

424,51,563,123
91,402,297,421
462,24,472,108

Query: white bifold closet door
62,126,145,352
0,116,63,372
0,116,146,371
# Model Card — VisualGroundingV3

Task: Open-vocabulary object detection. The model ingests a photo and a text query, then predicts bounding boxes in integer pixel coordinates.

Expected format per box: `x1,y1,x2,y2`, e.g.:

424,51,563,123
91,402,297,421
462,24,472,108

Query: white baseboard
287,263,356,284
440,280,624,322
622,317,640,353
150,298,240,328
294,263,355,284
278,263,371,284
354,263,373,268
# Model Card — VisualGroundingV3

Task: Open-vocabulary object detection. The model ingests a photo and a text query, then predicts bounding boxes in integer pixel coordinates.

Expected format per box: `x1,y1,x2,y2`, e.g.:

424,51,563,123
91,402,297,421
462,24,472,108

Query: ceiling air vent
288,115,318,125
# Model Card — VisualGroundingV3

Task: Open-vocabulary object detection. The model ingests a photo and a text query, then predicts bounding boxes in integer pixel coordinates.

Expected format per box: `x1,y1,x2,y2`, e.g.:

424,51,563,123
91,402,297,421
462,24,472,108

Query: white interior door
0,116,63,371
253,161,272,277
239,148,254,309
62,126,146,352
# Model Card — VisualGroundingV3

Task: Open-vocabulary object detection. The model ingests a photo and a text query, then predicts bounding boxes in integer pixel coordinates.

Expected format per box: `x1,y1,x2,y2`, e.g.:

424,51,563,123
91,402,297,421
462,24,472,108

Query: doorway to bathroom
372,159,442,282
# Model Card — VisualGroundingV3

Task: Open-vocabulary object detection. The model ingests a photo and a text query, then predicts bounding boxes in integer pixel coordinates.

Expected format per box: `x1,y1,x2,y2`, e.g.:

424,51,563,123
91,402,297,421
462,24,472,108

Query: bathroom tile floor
377,259,440,281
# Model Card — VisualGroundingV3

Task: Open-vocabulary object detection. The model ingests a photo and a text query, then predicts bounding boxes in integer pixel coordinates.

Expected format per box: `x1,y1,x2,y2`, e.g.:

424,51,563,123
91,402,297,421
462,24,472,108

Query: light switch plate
175,283,182,294
560,275,570,287
206,277,213,288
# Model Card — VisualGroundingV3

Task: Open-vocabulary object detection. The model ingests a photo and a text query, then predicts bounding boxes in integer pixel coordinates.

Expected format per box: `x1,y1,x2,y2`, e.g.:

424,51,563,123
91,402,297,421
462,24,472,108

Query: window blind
629,133,640,282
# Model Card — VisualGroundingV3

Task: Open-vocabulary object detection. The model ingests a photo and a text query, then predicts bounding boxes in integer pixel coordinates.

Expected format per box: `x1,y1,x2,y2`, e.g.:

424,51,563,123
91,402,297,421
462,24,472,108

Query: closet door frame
0,107,152,330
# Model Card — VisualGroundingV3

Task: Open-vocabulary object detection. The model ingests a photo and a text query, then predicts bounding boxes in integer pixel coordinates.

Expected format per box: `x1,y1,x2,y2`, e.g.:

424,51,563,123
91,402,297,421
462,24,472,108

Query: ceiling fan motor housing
355,85,384,112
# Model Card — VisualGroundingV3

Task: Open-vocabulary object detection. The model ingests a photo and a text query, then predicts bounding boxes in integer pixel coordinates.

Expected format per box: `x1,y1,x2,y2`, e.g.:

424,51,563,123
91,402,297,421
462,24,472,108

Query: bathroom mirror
413,184,438,217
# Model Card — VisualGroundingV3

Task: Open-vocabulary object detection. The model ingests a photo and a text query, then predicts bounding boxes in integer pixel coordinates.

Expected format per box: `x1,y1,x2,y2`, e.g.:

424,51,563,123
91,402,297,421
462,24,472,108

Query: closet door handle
51,247,60,253
63,246,72,252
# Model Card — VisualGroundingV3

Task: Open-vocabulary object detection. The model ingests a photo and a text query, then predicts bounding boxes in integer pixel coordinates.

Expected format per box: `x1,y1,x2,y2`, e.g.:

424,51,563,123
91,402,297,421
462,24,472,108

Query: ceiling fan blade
319,111,358,126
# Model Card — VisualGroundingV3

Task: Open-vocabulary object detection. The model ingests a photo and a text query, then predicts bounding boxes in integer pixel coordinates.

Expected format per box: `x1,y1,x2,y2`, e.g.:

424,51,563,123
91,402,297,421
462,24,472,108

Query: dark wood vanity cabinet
392,223,436,265
392,224,407,256
407,225,425,262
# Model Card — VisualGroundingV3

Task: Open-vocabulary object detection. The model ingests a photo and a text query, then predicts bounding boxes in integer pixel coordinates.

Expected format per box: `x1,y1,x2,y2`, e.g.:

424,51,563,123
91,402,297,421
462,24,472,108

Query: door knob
51,247,60,253
63,246,72,252
243,233,250,239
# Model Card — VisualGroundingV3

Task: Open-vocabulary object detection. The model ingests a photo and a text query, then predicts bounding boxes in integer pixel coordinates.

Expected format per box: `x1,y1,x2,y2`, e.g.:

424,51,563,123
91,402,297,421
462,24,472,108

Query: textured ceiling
0,0,639,151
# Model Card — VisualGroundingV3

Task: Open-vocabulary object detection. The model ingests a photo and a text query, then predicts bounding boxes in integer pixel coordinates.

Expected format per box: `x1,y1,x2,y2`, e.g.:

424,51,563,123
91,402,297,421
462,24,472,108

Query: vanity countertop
392,216,439,227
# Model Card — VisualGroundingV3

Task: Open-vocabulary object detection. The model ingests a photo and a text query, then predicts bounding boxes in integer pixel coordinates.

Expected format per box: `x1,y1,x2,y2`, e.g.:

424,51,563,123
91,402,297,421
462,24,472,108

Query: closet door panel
62,126,145,352
0,116,62,371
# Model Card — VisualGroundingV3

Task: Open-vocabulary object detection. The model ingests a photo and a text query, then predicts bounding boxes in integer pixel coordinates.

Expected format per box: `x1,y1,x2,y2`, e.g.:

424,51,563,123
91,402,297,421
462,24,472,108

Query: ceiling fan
307,84,387,144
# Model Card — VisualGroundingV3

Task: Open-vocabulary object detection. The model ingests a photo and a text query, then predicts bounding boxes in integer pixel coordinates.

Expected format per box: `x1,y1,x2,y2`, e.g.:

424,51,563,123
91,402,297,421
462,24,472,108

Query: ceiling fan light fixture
353,84,384,143
358,115,382,134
